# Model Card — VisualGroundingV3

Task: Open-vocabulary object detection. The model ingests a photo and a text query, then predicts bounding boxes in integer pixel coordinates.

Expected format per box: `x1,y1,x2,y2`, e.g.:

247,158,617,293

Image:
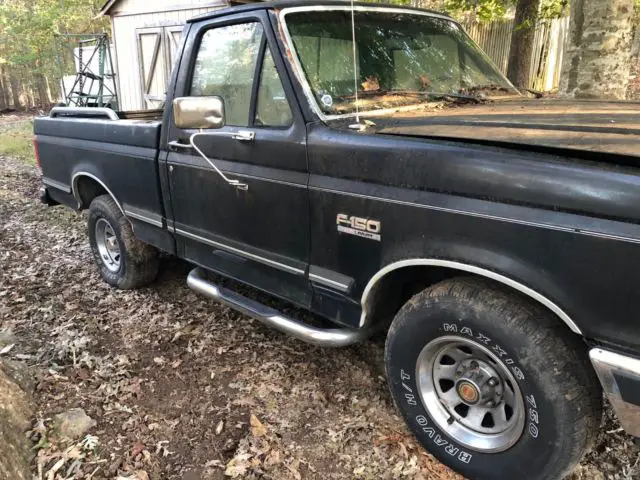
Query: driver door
164,12,311,307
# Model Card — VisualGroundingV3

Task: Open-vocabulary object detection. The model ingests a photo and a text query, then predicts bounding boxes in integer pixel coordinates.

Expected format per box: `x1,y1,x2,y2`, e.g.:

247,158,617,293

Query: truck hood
366,99,640,158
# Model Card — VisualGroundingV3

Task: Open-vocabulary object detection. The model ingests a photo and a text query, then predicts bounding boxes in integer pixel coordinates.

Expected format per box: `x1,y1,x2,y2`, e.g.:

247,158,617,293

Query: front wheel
385,277,602,480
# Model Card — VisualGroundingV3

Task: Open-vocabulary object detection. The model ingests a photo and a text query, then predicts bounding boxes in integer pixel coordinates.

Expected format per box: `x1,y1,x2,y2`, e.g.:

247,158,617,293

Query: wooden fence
463,17,570,91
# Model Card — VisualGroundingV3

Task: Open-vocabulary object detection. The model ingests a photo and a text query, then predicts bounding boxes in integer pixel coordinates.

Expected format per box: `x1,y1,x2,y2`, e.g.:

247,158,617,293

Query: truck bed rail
49,106,119,121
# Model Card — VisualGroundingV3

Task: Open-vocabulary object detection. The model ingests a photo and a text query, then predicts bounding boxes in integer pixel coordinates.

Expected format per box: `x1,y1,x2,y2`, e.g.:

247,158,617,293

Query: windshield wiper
387,90,485,103
460,84,516,95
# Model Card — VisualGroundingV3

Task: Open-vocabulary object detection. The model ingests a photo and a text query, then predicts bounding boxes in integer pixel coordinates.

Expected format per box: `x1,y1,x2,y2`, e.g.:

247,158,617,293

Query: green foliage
441,0,567,21
539,0,569,19
0,121,35,164
444,0,511,21
0,0,109,79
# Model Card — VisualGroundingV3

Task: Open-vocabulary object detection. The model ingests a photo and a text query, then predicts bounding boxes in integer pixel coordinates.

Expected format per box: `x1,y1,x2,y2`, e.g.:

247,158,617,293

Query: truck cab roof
187,0,451,23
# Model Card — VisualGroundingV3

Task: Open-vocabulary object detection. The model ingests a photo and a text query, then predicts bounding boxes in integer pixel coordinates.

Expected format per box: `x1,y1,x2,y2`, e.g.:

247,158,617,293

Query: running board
187,268,369,347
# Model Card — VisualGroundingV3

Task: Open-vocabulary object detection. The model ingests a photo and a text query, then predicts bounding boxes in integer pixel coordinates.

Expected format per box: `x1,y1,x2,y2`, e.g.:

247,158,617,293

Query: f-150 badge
336,214,381,241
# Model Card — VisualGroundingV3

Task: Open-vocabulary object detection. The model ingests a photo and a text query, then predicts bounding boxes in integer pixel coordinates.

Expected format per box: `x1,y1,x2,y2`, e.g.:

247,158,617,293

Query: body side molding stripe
359,258,581,334
310,185,640,245
175,228,305,276
123,209,164,228
42,177,72,193
309,273,351,292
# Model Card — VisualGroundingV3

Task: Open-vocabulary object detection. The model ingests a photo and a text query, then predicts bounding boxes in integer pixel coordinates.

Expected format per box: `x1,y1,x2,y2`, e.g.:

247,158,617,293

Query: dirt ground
1,150,639,479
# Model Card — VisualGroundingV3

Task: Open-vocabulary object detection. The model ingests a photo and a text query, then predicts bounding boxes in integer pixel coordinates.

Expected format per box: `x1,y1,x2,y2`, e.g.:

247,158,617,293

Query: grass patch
0,120,35,164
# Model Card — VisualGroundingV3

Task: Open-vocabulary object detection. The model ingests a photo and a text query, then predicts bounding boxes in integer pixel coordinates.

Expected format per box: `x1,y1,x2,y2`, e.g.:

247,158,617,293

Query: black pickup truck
34,2,640,478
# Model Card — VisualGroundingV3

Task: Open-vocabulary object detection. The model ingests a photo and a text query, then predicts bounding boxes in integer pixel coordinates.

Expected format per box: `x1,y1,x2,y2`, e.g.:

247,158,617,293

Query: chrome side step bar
187,268,370,347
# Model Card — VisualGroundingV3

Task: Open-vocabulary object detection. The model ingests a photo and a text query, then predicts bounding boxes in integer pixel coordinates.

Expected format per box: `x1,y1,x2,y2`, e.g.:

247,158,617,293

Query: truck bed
34,107,166,234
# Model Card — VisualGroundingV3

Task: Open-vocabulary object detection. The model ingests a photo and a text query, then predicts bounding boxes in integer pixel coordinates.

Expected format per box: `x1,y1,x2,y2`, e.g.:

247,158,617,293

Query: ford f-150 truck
34,2,640,478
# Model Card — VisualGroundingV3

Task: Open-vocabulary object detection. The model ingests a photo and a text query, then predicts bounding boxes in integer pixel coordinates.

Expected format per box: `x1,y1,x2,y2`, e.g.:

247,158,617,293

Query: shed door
166,26,185,70
137,25,184,108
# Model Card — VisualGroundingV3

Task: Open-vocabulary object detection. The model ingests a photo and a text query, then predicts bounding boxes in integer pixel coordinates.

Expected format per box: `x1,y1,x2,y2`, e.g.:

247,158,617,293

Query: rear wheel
88,195,159,289
385,277,601,480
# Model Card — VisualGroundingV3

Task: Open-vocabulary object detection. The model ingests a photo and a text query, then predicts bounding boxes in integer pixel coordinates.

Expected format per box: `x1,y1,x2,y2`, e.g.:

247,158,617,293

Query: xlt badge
336,214,381,241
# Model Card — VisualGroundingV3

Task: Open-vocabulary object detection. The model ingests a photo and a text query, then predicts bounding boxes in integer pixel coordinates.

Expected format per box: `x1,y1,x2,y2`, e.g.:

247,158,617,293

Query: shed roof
99,0,250,16
99,0,118,15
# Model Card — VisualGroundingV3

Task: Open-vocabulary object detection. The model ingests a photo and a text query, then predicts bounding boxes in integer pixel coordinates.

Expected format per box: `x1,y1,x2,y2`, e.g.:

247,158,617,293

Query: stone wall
0,360,33,480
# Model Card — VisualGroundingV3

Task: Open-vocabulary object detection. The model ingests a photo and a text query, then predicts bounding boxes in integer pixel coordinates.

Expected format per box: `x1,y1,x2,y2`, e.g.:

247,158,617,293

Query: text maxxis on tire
87,195,159,289
385,277,602,480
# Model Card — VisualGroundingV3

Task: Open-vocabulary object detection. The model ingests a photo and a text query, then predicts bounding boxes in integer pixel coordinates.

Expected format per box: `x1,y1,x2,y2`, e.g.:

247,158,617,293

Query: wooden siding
110,0,223,16
112,3,224,110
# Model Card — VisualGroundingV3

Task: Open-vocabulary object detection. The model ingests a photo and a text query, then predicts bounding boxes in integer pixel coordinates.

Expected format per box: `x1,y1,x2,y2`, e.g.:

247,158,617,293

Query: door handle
232,130,255,142
168,140,193,150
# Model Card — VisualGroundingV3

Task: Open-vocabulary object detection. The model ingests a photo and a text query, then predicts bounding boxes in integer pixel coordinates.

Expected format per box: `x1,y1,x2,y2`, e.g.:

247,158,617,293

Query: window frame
187,20,265,127
278,5,518,122
182,13,298,130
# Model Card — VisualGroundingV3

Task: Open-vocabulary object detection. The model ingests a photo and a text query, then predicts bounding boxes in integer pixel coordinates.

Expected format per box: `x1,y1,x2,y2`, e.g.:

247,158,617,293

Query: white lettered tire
385,277,602,480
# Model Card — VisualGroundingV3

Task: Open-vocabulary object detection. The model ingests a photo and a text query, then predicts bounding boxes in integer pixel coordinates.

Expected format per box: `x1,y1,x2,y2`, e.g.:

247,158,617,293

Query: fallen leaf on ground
131,442,145,457
116,471,149,480
250,414,267,437
225,453,252,478
215,420,224,435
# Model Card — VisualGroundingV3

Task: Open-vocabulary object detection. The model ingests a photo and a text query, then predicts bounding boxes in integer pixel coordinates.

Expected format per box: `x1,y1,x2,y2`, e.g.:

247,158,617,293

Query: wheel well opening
365,265,577,335
75,176,108,210
366,266,459,329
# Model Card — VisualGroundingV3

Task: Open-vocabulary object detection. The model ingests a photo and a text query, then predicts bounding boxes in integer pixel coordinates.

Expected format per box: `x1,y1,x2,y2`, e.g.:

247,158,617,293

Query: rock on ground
53,408,97,440
0,361,33,480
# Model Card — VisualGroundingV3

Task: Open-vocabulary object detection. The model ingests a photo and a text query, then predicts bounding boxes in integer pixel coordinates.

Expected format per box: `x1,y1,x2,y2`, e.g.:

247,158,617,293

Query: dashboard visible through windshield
281,7,519,118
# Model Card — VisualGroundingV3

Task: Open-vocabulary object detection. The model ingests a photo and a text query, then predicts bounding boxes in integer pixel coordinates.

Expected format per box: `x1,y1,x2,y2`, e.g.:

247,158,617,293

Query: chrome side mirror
172,96,225,129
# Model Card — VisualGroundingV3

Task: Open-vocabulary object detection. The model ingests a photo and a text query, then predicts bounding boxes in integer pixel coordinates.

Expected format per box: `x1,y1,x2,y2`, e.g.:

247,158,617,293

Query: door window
255,49,293,127
190,23,263,126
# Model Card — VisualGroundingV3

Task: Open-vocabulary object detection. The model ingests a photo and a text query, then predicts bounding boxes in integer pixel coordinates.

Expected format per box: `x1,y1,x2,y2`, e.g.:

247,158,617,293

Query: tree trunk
0,70,6,111
560,0,634,99
10,75,22,110
0,67,10,109
506,0,540,89
36,74,50,108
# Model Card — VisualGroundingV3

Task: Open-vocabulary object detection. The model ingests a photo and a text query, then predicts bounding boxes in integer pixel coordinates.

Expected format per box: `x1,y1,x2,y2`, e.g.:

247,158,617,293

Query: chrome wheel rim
95,218,121,272
416,335,525,453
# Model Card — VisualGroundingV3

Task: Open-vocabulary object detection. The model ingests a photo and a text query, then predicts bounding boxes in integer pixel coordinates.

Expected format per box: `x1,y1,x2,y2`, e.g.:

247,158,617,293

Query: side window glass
190,23,263,126
255,49,293,127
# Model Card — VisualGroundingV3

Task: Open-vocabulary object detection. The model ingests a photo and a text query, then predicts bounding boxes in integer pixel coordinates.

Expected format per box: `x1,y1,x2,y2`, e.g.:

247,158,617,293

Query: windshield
283,9,519,116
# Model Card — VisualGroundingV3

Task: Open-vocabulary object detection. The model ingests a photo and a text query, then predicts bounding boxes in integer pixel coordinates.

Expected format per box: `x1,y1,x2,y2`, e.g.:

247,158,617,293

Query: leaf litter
0,148,638,479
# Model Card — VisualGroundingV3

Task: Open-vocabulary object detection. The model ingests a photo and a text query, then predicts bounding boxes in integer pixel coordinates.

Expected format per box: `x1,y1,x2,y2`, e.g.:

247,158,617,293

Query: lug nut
488,377,498,387
486,400,496,407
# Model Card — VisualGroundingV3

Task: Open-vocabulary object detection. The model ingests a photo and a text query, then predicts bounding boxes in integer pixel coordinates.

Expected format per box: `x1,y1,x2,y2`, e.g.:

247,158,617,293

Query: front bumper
590,348,640,437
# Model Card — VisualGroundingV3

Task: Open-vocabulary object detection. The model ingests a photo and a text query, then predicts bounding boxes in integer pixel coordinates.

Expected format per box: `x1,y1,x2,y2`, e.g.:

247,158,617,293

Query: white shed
100,0,231,111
